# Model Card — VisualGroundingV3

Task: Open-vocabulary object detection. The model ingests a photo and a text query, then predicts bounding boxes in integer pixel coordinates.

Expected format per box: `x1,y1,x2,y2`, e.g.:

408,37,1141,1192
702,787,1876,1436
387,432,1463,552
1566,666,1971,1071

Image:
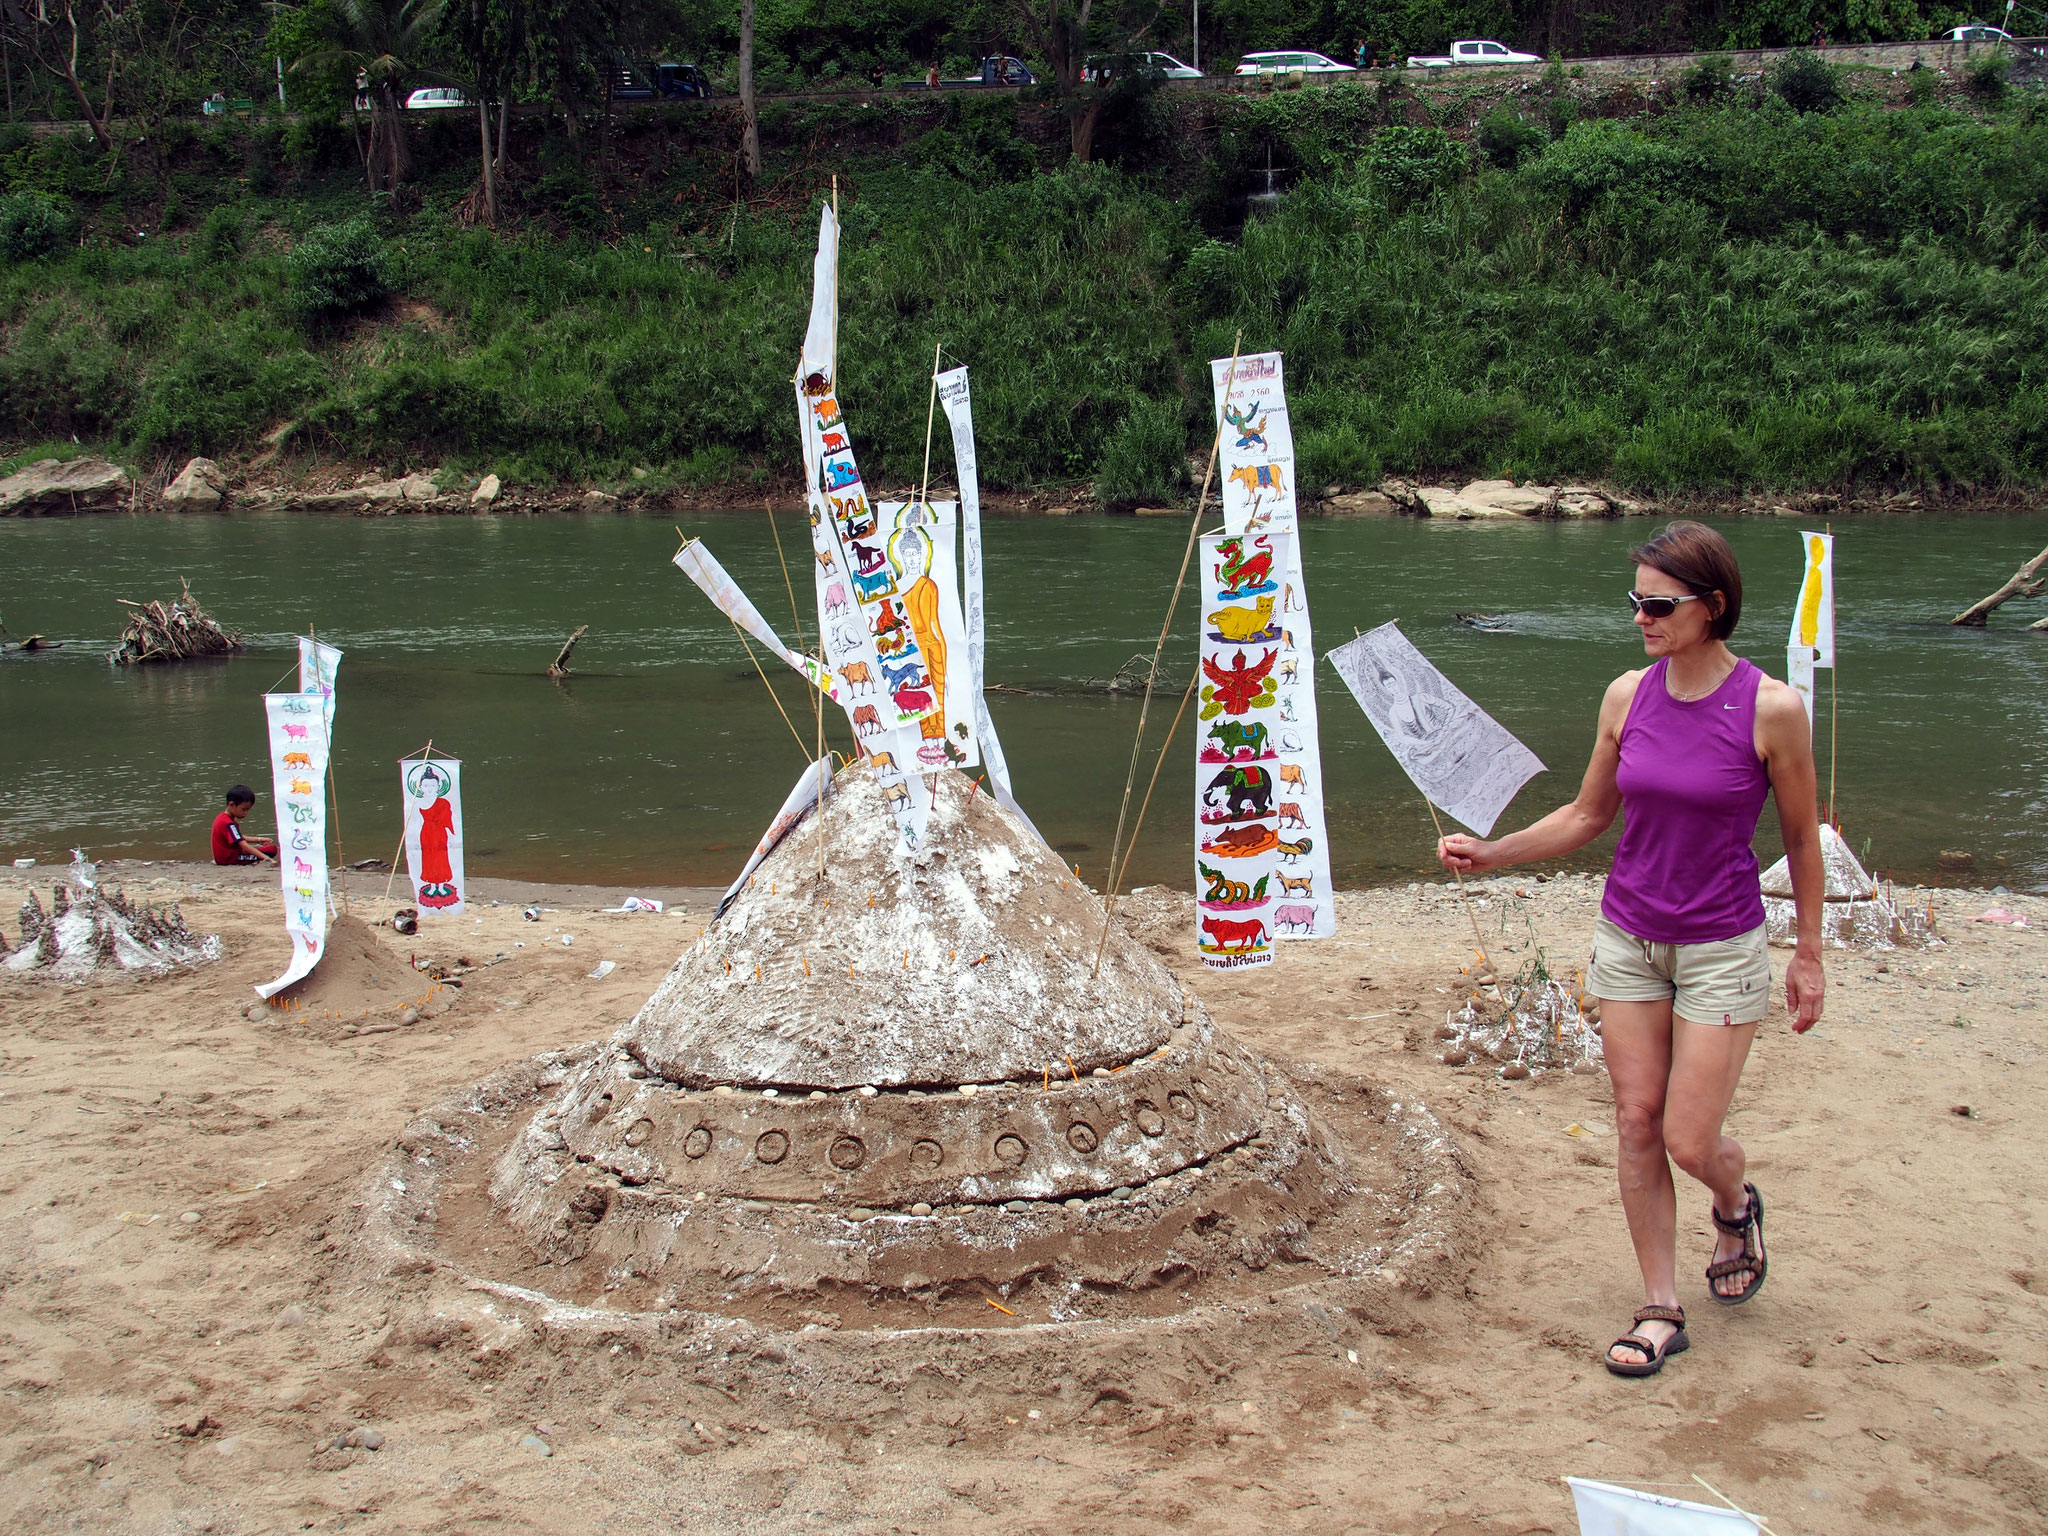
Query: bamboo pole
1422,793,1503,1001
916,340,942,506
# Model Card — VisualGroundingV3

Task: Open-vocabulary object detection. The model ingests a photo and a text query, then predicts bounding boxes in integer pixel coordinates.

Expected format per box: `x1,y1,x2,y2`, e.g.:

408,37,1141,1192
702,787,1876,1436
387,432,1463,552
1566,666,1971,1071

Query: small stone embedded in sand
179,1210,202,1224
519,1433,552,1457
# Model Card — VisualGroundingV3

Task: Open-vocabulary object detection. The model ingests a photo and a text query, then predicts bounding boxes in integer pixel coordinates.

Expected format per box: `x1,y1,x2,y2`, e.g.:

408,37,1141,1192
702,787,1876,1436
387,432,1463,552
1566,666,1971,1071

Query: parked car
656,62,714,98
1232,51,1356,76
1406,39,1543,67
1084,51,1202,81
905,55,1036,88
404,86,468,110
1945,22,2012,39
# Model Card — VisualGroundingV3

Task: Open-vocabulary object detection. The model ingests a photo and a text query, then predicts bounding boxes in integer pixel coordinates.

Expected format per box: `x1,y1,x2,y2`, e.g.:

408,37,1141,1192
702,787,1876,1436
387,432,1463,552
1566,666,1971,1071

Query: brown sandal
1707,1181,1768,1305
1605,1304,1690,1377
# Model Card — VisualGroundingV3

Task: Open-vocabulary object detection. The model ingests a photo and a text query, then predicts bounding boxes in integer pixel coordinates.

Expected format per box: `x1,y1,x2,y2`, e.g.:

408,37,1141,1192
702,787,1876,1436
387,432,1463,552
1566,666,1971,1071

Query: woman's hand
1784,946,1825,1033
1438,834,1499,873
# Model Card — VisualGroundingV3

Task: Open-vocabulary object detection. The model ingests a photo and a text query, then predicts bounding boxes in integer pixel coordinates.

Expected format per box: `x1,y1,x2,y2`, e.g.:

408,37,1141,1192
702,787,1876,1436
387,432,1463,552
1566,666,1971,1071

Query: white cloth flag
255,693,330,998
1328,622,1544,837
1786,644,1816,736
719,755,835,916
1209,350,1332,938
1789,529,1834,667
674,541,841,703
400,757,466,916
1565,1478,1761,1534
297,635,342,730
935,364,1038,839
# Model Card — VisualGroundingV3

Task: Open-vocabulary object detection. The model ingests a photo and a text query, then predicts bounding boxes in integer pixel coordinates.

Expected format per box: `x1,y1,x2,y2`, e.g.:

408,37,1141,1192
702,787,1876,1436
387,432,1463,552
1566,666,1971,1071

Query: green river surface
3,509,2043,894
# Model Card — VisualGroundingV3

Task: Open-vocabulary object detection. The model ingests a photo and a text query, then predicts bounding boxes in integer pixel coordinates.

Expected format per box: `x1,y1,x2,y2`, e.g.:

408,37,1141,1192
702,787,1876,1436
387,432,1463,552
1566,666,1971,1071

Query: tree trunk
1951,543,2048,626
376,82,410,192
476,95,496,223
50,3,113,151
739,0,759,181
1070,96,1104,162
495,77,508,168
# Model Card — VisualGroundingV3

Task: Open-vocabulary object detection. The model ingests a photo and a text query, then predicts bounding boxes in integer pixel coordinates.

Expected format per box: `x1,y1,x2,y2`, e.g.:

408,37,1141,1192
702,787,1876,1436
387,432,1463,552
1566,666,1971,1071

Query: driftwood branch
546,624,588,678
1952,543,2048,627
107,578,240,664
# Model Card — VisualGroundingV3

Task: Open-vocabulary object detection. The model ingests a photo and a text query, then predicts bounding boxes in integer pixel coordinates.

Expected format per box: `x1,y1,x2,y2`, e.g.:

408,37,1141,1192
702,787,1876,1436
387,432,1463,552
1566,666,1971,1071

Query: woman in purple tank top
1438,522,1825,1378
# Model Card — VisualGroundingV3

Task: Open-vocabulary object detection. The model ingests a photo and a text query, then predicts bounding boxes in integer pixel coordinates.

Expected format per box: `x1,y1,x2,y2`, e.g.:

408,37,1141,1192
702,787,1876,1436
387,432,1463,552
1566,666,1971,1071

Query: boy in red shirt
211,785,278,865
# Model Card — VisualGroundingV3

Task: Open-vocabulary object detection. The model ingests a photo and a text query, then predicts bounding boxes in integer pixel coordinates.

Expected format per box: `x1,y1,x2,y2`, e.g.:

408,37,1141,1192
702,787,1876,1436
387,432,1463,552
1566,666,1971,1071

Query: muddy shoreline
1,861,2042,1533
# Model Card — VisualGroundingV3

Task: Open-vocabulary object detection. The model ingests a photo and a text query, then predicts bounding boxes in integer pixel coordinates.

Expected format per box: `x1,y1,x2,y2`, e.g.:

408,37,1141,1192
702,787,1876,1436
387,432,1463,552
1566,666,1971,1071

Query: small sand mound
269,913,432,1022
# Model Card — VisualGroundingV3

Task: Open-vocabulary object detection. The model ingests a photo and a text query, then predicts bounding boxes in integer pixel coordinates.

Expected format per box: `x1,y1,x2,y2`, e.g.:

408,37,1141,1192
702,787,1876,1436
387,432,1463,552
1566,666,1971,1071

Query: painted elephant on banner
1203,765,1273,820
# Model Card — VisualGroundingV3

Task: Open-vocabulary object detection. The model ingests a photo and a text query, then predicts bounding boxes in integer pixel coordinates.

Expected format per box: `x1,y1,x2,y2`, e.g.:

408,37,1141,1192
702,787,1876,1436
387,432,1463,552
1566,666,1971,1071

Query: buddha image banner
401,757,466,916
255,692,330,999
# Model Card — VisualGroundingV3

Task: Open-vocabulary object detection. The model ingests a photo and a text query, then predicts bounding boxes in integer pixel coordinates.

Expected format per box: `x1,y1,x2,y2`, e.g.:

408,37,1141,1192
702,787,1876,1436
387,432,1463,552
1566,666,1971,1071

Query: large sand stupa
377,764,1465,1337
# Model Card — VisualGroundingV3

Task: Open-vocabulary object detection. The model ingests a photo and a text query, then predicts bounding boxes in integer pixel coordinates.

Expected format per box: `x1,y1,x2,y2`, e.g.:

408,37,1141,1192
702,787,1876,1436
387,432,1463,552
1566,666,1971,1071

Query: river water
3,510,2043,893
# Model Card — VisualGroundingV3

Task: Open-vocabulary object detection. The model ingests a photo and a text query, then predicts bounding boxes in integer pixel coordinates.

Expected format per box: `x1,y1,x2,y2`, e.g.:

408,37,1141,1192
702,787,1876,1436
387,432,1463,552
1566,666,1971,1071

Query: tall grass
0,93,2043,495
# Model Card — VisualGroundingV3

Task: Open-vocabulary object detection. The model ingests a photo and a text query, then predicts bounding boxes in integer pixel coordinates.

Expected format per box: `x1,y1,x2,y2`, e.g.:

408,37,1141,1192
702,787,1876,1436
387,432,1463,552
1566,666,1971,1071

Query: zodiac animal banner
254,692,331,999
1208,352,1334,939
400,756,465,915
1210,351,1296,535
1194,530,1306,970
673,541,841,703
792,202,931,852
297,635,342,729
935,365,1034,833
1328,622,1545,837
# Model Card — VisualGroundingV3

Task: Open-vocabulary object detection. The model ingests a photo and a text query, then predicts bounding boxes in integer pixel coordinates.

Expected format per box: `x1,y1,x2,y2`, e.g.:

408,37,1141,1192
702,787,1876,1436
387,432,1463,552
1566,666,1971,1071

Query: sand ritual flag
1209,349,1333,939
791,200,930,851
1785,642,1816,734
399,754,466,915
1786,529,1834,735
1193,530,1297,970
1328,622,1545,837
673,540,841,703
255,692,331,998
1564,1478,1763,1534
935,364,1034,835
720,754,836,916
297,635,342,729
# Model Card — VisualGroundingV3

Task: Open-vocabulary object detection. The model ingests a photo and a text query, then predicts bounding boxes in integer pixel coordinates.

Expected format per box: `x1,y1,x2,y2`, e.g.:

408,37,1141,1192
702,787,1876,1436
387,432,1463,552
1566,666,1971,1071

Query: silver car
1233,51,1357,76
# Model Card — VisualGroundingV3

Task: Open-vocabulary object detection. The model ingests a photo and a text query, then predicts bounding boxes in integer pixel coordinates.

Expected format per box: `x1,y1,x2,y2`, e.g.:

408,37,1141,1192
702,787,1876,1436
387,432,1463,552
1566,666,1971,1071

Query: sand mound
270,912,432,1021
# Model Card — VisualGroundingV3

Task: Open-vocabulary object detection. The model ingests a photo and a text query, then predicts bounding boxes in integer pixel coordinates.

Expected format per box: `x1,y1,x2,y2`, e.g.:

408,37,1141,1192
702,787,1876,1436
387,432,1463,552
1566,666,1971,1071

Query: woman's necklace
1669,658,1737,701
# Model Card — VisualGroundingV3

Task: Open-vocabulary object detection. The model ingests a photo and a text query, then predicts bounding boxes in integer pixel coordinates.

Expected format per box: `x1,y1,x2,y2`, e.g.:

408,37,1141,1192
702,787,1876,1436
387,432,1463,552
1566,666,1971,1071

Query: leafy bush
1094,395,1189,508
1908,65,1939,107
1965,53,2008,101
1681,55,1733,102
195,204,243,265
286,217,394,322
0,191,72,261
1772,51,1843,113
1364,126,1464,209
1476,107,1548,169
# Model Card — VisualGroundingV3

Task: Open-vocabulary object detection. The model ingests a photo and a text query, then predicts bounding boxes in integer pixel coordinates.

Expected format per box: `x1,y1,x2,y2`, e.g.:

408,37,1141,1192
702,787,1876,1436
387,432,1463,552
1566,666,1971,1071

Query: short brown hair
1629,520,1742,640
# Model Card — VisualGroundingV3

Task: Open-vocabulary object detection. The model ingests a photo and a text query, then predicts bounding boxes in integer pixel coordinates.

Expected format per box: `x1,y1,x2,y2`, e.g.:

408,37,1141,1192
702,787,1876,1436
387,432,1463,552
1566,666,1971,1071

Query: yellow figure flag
1789,530,1834,667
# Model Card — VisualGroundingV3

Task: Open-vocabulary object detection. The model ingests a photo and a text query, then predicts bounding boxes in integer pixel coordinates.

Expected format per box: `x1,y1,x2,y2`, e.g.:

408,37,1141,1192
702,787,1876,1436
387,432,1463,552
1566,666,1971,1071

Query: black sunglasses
1627,590,1704,619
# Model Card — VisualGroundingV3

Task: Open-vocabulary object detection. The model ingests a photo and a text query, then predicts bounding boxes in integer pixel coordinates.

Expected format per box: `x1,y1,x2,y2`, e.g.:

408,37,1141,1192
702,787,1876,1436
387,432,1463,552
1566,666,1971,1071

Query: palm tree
294,0,448,195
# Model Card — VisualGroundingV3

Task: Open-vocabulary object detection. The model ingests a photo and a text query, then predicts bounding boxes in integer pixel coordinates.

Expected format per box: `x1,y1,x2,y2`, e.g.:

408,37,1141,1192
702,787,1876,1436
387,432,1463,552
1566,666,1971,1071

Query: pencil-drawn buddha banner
255,692,331,999
1328,621,1545,837
792,202,931,853
1790,529,1835,668
936,365,1036,836
1207,351,1333,939
1195,531,1310,970
872,501,978,770
673,541,840,702
400,757,466,916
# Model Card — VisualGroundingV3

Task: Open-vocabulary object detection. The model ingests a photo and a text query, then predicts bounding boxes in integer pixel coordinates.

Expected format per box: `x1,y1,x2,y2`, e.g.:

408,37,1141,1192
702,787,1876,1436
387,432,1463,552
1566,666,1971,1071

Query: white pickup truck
1406,39,1543,67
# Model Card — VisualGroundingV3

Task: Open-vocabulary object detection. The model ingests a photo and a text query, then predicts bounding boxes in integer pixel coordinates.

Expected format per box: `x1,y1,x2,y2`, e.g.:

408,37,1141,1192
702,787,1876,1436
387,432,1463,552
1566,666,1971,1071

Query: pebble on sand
520,1433,553,1457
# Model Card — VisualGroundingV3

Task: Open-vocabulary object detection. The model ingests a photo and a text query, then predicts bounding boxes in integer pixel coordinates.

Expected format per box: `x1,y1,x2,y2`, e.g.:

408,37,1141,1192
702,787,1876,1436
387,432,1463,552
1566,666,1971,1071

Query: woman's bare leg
1662,1017,1760,1296
1599,998,1680,1362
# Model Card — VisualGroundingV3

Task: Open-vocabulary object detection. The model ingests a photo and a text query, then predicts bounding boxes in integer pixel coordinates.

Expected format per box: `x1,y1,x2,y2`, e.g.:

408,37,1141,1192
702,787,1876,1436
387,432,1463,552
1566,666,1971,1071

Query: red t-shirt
212,809,248,864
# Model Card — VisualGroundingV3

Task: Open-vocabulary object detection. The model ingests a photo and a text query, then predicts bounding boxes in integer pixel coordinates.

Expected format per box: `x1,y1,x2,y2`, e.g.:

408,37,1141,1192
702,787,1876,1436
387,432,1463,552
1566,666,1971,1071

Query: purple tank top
1602,657,1771,944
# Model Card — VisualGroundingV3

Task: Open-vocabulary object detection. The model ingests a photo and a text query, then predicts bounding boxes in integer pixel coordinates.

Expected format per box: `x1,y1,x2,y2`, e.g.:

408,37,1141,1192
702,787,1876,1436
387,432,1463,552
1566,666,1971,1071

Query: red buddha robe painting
401,758,466,914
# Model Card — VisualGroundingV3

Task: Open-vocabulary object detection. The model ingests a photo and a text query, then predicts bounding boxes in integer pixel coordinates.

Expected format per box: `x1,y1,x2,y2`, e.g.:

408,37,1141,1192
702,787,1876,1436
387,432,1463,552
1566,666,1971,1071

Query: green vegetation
1,75,2044,498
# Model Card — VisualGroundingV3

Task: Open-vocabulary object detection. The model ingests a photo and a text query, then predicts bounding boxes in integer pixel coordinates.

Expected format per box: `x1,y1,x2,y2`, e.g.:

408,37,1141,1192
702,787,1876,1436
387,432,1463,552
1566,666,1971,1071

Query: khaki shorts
1589,917,1772,1027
